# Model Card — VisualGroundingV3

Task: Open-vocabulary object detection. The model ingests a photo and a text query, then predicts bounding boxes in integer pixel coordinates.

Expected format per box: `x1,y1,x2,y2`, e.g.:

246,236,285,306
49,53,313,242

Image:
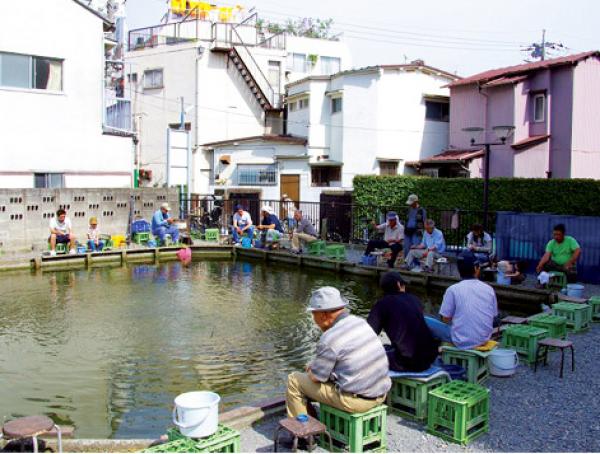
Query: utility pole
180,96,185,130
541,29,546,61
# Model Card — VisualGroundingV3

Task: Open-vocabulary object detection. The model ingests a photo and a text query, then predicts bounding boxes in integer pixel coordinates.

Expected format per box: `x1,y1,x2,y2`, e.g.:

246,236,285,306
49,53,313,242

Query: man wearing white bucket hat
286,287,391,417
256,205,284,248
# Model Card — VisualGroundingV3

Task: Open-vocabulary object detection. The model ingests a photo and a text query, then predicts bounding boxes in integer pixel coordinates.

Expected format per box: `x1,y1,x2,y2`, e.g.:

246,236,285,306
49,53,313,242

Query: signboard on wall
166,128,191,186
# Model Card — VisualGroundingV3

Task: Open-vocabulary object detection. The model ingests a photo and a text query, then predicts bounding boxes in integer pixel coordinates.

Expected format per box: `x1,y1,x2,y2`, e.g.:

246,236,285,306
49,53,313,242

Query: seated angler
286,287,391,417
151,202,179,245
425,251,498,349
363,211,404,268
86,216,105,252
290,210,318,254
368,272,439,372
257,205,284,248
49,208,77,255
536,223,581,283
404,219,445,272
466,223,493,265
231,204,254,244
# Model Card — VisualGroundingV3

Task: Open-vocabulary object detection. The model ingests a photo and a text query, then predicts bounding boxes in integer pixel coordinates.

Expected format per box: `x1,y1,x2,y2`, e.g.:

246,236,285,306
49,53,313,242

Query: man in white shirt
363,211,404,268
231,204,254,244
49,208,76,255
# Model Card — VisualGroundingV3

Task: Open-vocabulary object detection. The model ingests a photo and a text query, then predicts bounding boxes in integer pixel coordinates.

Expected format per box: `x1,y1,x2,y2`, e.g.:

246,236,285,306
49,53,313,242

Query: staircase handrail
230,26,276,108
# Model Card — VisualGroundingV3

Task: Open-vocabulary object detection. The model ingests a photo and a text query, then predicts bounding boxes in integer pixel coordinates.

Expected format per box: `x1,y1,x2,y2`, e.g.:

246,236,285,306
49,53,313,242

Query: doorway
280,174,300,202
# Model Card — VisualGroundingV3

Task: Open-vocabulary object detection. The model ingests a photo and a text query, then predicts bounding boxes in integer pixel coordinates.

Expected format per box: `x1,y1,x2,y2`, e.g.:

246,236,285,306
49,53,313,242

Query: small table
534,338,575,378
273,415,332,452
1,415,62,453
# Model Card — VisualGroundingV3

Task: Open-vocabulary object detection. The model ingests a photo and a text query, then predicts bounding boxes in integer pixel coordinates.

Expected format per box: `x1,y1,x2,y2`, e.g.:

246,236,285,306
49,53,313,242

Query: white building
125,11,350,194
206,61,459,202
0,0,134,189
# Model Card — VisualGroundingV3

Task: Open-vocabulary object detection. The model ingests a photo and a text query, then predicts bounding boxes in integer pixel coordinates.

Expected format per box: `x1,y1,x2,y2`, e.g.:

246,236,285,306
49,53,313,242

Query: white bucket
488,348,519,377
172,391,220,438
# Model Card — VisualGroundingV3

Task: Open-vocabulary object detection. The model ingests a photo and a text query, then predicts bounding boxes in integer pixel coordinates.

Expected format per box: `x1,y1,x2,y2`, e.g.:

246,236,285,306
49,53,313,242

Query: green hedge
353,176,600,216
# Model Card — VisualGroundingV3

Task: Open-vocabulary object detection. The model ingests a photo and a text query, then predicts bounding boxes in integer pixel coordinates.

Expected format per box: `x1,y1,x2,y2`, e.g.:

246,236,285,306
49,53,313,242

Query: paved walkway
239,324,599,452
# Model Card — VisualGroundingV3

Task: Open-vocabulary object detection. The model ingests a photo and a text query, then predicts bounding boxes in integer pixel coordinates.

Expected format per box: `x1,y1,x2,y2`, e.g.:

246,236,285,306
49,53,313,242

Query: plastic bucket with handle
566,284,584,298
488,348,519,377
172,391,220,438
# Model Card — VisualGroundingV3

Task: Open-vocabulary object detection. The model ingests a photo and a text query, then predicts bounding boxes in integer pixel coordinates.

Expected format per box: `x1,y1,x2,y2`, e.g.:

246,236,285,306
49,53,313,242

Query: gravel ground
239,324,600,452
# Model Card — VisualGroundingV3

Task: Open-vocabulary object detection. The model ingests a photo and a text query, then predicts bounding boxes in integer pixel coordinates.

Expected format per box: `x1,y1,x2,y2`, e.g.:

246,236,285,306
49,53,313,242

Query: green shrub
353,176,600,216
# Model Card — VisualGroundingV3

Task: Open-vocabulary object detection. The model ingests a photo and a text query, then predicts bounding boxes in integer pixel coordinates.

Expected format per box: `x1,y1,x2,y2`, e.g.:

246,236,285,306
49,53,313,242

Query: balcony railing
236,165,277,185
104,91,132,133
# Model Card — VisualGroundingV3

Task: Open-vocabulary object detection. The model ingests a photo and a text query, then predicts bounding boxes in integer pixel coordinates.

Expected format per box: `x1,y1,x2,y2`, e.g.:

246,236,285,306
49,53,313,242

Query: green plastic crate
325,244,346,260
48,242,67,254
548,271,567,291
552,302,592,333
528,313,568,339
142,426,240,453
441,347,491,384
204,228,219,242
387,374,449,421
308,240,327,255
501,325,548,364
133,232,150,244
427,381,489,446
319,403,387,452
587,296,600,322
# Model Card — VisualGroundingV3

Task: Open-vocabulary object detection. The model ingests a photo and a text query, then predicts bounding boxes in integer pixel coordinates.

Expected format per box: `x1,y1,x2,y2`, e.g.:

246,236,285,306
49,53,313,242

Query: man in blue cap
425,251,498,349
363,211,404,268
231,204,254,244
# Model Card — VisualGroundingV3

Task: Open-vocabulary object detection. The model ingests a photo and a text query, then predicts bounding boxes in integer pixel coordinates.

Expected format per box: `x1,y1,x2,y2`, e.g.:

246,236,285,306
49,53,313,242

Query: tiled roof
448,51,600,88
511,134,550,150
406,148,484,166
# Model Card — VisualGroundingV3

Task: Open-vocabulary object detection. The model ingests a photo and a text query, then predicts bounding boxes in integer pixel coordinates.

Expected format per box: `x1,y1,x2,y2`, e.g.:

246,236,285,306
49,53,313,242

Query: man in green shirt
536,224,581,282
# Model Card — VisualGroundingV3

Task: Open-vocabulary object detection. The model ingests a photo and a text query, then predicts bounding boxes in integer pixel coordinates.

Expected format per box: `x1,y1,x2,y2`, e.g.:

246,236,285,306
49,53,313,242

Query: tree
256,17,336,40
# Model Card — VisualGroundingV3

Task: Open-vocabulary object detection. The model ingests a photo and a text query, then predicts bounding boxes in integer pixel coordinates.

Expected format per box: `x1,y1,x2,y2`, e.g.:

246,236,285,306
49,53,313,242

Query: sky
126,0,600,76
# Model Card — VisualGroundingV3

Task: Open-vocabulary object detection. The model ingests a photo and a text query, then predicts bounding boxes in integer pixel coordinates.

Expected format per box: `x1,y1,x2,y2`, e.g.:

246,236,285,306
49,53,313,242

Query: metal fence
181,195,494,247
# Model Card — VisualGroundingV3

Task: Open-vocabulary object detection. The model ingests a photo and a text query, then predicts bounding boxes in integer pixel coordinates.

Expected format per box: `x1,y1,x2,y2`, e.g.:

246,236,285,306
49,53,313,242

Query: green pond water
0,260,443,439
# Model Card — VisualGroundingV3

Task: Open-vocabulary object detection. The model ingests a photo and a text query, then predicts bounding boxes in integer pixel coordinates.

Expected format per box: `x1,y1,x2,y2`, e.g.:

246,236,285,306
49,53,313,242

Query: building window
0,52,62,91
311,167,341,187
143,68,163,89
288,101,297,112
320,56,341,74
331,97,342,114
34,173,64,189
237,165,277,186
425,100,449,122
298,97,309,110
290,53,307,73
533,93,545,122
379,161,398,176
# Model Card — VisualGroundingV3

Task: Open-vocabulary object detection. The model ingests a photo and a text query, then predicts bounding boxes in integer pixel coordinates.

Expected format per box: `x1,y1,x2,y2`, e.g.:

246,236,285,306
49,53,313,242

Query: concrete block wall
0,188,179,253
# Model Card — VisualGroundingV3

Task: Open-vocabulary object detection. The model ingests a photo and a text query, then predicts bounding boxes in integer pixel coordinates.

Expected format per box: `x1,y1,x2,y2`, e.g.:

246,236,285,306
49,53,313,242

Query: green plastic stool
440,347,491,384
319,404,387,452
552,302,592,333
501,325,549,364
528,313,568,339
427,381,489,446
325,244,346,260
387,373,449,421
133,232,150,244
308,240,326,255
204,228,219,242
143,425,240,453
548,271,567,291
589,296,600,322
49,242,67,254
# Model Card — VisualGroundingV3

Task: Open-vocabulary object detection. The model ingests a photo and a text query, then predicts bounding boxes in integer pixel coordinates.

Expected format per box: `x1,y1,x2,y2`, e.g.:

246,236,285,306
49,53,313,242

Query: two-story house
126,5,350,194
204,61,458,203
0,0,134,188
409,51,600,179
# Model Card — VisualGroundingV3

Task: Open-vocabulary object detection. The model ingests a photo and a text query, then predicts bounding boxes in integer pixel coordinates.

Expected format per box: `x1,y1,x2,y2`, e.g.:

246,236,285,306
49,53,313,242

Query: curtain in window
321,56,340,75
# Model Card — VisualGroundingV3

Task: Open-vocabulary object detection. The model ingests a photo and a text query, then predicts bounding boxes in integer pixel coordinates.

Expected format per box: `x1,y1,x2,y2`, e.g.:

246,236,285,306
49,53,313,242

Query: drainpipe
546,71,553,178
282,93,288,136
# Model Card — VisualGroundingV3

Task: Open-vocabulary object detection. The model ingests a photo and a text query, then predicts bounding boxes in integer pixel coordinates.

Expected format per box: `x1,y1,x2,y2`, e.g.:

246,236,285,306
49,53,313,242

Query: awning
511,134,550,151
308,160,343,167
376,157,402,162
325,89,343,97
405,149,484,167
422,93,449,101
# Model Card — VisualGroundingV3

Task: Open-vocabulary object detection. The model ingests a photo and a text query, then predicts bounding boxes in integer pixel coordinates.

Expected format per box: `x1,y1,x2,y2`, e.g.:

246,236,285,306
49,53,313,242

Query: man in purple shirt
425,251,498,349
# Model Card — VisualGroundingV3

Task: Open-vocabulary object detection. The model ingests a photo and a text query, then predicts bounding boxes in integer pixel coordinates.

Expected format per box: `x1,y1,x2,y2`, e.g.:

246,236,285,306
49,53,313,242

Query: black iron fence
180,195,496,248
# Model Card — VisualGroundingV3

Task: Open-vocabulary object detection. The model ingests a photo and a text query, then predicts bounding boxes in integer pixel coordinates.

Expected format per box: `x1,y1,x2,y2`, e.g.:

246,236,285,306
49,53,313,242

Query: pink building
408,51,600,179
